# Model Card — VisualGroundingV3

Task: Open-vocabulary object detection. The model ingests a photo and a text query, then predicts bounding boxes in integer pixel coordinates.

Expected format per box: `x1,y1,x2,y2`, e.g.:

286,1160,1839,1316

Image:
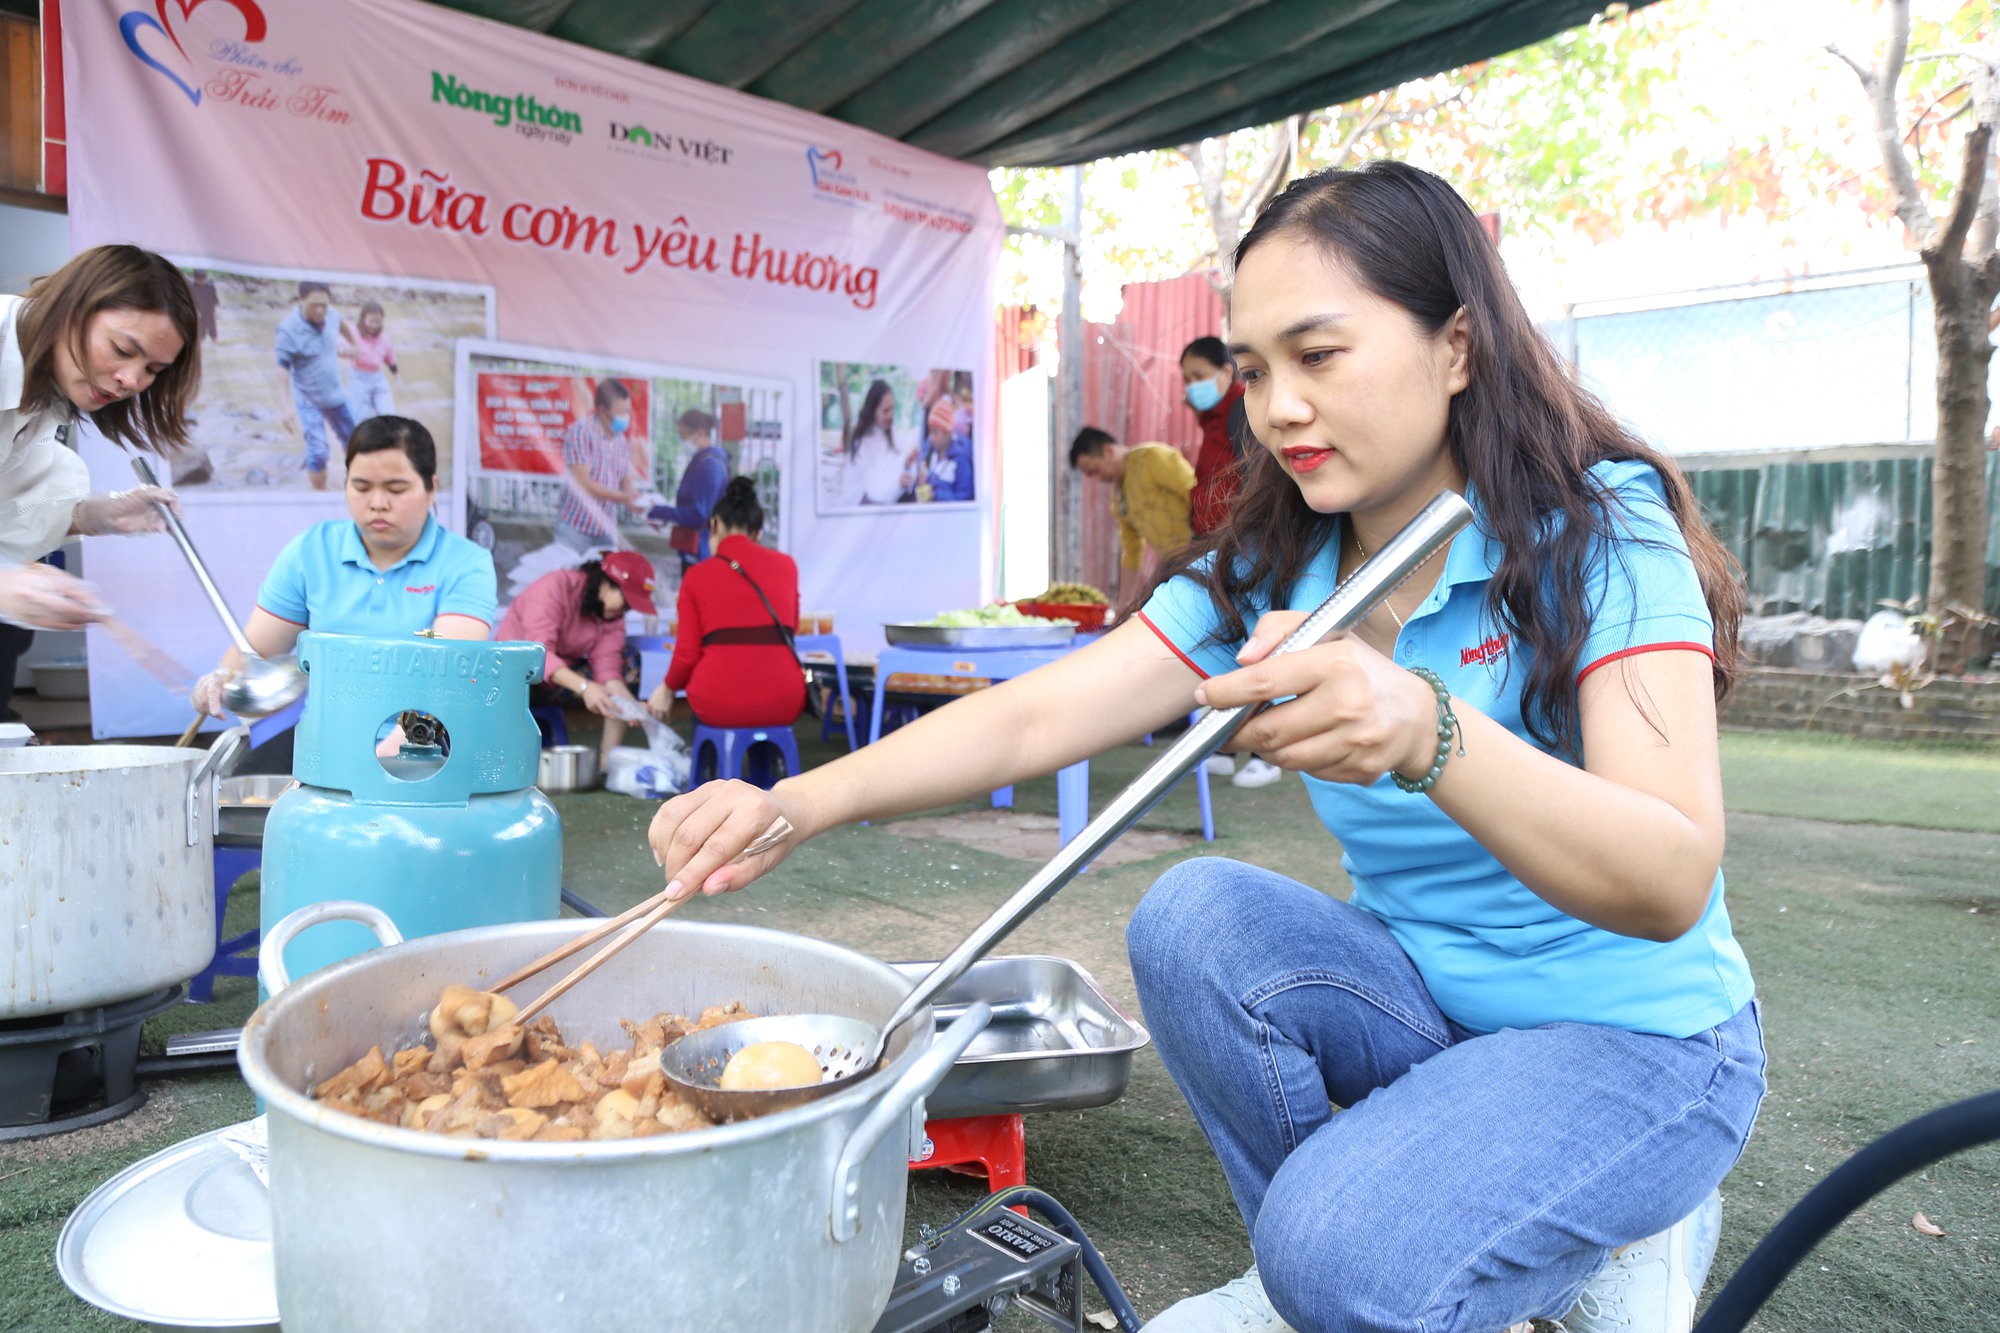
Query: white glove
71,486,180,536
0,563,112,630
191,668,234,719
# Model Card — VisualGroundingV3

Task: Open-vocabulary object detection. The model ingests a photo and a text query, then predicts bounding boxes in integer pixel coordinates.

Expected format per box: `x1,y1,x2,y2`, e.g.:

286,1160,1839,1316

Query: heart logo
154,0,267,61
119,11,202,106
808,147,843,173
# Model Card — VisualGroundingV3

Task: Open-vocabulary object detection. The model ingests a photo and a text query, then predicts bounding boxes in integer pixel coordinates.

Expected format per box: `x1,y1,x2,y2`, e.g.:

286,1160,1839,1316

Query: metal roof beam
748,0,1002,113
829,0,1142,139
548,0,721,61
905,0,1270,161
1085,0,1621,162
658,0,868,89
981,0,1399,167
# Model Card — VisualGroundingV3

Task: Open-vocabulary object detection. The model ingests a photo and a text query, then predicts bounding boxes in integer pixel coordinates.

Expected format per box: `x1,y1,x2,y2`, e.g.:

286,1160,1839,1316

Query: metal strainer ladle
132,458,309,719
663,490,1476,1121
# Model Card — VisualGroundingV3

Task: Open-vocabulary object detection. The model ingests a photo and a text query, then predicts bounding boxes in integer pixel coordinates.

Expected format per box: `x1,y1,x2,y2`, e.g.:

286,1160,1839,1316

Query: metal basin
536,744,600,791
237,904,987,1332
893,956,1149,1117
217,775,293,844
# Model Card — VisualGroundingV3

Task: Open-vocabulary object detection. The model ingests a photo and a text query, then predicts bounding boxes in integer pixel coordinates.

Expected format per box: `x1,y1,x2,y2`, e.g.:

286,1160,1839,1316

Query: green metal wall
1687,455,2000,619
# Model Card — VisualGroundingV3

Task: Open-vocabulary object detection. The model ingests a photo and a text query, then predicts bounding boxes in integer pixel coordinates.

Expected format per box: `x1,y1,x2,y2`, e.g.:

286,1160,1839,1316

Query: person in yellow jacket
1069,426,1283,789
1068,427,1196,604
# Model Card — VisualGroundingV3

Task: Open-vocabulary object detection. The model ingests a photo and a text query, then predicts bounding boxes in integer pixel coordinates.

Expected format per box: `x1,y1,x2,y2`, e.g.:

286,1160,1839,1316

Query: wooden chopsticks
495,816,794,1026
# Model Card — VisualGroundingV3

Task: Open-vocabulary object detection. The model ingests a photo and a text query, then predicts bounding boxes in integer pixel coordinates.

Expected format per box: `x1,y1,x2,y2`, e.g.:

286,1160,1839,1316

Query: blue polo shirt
257,517,497,637
1139,460,1754,1039
274,307,346,409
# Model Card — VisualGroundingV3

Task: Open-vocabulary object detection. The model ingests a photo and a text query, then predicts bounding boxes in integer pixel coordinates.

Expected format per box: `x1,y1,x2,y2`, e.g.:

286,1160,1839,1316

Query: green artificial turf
1,725,1995,1330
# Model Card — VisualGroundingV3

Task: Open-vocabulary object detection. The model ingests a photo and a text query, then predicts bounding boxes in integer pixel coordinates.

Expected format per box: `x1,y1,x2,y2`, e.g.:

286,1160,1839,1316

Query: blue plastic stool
187,844,263,1003
692,723,801,790
530,703,568,748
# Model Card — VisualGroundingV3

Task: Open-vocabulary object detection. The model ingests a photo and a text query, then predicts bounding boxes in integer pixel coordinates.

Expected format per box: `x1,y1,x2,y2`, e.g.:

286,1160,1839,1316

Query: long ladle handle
884,489,1477,1040
131,457,258,658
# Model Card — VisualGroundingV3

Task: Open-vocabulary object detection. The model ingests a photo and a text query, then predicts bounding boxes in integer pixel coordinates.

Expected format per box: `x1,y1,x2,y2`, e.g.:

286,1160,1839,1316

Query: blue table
867,643,1090,846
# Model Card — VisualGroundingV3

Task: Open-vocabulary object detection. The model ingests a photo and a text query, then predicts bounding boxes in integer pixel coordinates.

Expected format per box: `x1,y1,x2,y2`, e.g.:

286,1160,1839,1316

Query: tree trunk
1922,251,1996,672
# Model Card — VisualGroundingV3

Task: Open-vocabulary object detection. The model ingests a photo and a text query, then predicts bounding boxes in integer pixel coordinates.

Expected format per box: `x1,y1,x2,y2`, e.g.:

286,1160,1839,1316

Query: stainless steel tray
892,956,1148,1117
217,775,292,843
883,622,1076,650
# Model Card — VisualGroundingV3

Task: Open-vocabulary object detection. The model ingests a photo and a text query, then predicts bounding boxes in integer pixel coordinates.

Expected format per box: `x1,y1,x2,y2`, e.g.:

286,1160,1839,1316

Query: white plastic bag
602,695,690,798
1852,609,1924,676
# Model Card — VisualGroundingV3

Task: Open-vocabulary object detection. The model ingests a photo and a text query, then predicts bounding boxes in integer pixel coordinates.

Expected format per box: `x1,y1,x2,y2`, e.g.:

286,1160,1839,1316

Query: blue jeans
295,392,355,474
1127,858,1767,1333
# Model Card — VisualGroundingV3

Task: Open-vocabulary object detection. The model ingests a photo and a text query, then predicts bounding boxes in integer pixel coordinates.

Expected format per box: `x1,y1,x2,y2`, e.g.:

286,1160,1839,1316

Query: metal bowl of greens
884,605,1076,650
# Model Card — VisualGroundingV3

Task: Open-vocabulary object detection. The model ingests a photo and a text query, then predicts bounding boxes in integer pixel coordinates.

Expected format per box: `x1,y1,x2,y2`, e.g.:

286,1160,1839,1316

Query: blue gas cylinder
261,632,561,983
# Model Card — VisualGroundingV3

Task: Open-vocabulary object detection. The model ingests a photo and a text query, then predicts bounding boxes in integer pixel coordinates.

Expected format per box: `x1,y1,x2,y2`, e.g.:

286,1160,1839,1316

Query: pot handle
184,724,249,846
829,1000,990,1243
259,900,404,997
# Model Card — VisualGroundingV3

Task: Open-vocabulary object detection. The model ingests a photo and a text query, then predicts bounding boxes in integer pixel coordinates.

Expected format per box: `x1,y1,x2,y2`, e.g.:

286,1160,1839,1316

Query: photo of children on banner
816,363,974,514
162,263,488,492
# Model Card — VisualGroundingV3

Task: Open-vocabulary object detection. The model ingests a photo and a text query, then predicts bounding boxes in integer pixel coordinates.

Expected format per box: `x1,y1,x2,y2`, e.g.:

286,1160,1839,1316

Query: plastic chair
795,633,857,752
692,723,801,790
530,703,568,748
911,1114,1027,1195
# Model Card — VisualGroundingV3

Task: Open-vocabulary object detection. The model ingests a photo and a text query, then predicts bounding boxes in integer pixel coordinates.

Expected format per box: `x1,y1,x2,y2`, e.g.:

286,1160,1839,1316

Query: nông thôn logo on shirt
1460,632,1510,668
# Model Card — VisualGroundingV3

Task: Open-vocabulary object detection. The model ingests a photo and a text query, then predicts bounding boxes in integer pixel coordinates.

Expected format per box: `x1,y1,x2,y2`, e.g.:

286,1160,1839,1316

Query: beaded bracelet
1392,667,1463,794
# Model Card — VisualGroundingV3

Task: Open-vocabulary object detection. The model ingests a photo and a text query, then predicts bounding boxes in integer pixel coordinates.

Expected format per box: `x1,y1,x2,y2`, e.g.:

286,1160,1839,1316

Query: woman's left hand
71,487,180,537
1194,610,1441,786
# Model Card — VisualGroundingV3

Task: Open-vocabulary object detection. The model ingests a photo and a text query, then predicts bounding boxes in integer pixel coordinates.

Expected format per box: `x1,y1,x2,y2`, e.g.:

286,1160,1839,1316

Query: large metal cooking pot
1,744,222,1017
239,902,990,1332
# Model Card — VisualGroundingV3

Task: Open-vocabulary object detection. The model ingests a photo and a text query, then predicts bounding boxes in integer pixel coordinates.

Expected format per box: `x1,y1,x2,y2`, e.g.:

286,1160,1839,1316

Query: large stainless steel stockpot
1,744,223,1017
238,902,988,1333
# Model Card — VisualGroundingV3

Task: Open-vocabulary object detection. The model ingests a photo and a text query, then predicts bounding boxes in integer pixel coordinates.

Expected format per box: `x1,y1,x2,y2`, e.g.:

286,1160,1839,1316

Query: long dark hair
576,560,614,619
846,379,894,459
15,245,200,450
1156,161,1741,757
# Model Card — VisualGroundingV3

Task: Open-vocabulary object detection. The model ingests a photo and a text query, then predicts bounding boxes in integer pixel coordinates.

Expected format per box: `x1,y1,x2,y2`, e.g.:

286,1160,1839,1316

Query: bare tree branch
1967,60,2000,268
1934,122,1993,261
1825,44,1875,90
1837,1,1941,247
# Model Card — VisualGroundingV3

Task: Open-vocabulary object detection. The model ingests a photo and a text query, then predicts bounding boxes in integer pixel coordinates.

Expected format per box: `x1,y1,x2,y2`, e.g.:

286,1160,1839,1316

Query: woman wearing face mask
1182,335,1245,537
191,415,497,722
0,246,195,699
647,162,1761,1333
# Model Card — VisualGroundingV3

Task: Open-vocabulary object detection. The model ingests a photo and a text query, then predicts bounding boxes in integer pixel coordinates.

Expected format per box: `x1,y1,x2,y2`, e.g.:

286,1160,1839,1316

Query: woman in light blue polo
644,163,1759,1333
192,414,496,719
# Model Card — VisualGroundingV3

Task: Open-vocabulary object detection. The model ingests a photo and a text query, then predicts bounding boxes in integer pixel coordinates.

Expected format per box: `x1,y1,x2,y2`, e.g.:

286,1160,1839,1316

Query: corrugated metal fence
1688,453,2000,618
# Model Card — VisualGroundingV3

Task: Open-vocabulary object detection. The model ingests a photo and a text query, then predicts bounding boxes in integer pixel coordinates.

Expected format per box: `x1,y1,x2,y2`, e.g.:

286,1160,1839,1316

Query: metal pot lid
56,1119,279,1329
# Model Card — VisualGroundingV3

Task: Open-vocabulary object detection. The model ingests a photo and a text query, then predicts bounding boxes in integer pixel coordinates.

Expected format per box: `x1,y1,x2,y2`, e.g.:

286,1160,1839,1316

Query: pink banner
61,0,1002,737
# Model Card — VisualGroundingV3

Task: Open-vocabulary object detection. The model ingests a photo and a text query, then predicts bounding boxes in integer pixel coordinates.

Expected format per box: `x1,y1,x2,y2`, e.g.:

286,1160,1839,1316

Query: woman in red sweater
1182,334,1246,536
647,476,804,734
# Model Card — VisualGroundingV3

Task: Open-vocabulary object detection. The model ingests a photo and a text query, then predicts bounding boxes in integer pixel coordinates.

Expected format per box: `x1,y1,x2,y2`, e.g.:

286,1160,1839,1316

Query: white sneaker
1142,1266,1295,1332
1561,1189,1721,1333
1231,757,1285,789
1204,754,1237,778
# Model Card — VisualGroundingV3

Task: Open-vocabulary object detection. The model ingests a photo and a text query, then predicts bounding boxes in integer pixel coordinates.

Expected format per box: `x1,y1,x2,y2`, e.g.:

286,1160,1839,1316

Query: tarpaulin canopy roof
419,0,1643,167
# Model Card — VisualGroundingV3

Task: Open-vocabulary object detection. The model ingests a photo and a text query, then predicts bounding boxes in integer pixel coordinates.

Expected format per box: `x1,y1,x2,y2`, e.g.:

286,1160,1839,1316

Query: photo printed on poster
816,362,975,516
456,341,790,611
166,258,493,500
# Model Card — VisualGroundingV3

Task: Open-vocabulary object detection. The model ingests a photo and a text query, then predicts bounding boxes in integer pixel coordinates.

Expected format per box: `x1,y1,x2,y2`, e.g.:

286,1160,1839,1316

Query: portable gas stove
0,987,181,1141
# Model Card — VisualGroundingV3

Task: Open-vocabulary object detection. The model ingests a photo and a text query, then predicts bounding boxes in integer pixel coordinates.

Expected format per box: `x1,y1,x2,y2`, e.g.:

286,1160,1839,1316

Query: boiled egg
719,1040,823,1091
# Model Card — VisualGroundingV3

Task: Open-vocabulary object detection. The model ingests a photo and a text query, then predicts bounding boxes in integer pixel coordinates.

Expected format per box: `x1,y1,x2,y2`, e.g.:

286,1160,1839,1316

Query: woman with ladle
192,416,496,725
0,246,194,698
648,163,1761,1333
